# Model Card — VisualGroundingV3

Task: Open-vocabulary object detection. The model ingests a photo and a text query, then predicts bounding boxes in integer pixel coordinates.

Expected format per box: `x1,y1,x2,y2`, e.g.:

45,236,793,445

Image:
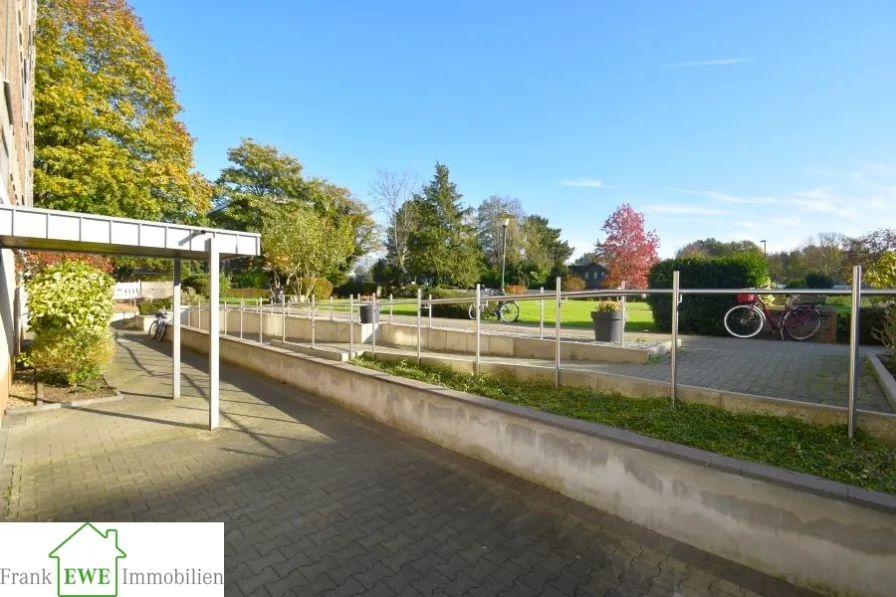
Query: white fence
114,281,173,300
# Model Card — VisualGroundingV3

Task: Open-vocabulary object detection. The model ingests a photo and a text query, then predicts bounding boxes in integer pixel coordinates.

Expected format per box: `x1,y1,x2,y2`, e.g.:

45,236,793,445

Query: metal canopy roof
0,205,260,260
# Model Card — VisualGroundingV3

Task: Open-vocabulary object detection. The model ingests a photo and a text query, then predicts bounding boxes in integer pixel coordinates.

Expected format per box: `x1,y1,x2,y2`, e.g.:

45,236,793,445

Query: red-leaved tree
597,204,659,289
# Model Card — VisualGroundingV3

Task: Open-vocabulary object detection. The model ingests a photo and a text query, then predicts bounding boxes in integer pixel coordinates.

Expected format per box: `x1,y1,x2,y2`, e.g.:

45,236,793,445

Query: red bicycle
723,294,821,341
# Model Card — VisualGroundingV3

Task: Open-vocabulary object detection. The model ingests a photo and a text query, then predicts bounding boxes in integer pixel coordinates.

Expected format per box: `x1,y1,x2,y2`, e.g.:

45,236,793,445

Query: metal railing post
282,294,286,342
372,295,377,355
417,288,422,366
428,294,432,328
198,301,202,331
330,296,334,321
239,298,244,339
848,266,862,438
475,284,481,374
257,297,261,313
311,296,316,349
671,271,680,406
620,280,626,345
258,299,263,343
539,287,545,339
349,294,354,355
389,294,394,323
555,278,561,388
223,301,227,336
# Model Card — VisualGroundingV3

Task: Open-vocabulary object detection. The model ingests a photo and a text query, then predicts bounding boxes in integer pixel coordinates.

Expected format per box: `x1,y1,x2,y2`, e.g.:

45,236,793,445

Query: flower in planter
592,300,622,313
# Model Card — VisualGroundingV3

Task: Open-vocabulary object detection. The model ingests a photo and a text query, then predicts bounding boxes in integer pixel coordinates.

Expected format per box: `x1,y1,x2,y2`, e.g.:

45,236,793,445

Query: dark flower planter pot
591,310,623,343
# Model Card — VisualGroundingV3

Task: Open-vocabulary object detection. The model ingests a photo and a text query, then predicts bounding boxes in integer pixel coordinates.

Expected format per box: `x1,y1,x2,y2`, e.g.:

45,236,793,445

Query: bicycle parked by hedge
468,299,521,323
723,294,821,341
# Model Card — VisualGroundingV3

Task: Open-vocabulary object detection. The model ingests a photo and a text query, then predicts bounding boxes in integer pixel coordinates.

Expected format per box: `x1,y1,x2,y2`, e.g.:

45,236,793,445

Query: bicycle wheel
155,322,168,341
468,303,478,320
782,306,821,341
723,305,765,338
148,321,159,338
498,301,520,323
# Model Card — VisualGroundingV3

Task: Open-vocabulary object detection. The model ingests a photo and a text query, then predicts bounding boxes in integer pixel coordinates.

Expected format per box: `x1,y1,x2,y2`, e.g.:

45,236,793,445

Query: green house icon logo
49,523,127,597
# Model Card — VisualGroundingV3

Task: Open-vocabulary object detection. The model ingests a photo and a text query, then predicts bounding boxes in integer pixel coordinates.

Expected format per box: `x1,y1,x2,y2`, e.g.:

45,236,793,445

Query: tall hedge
647,254,768,335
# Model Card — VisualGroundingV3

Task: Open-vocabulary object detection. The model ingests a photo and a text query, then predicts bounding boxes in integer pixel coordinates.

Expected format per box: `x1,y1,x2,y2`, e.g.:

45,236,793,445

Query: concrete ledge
270,339,356,362
178,326,896,597
371,350,896,448
867,353,896,414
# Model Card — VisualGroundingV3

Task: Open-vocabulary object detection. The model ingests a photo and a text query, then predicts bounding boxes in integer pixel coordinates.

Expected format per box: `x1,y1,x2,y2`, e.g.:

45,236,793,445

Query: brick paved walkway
0,332,818,596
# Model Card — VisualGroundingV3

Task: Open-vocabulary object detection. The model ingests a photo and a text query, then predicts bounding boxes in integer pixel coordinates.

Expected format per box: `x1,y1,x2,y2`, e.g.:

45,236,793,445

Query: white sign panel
0,522,224,596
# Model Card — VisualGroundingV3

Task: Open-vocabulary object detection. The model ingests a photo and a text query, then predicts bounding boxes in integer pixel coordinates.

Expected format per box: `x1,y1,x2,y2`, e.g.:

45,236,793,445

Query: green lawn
381,299,658,332
354,356,896,494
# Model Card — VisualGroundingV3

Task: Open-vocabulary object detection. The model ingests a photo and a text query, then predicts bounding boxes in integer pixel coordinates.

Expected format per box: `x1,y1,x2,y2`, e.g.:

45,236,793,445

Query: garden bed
8,368,117,409
353,355,896,494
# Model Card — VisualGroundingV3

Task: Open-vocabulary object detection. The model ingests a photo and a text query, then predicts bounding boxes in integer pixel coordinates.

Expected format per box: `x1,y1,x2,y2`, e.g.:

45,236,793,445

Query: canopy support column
208,238,220,430
172,259,181,399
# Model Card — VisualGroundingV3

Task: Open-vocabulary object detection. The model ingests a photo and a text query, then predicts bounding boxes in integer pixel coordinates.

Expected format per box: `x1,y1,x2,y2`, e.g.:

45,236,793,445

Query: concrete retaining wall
179,326,896,597
183,307,658,364
372,350,896,447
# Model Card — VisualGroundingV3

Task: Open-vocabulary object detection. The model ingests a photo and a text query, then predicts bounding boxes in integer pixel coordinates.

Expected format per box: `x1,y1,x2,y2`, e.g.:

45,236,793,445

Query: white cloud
665,187,779,205
665,58,750,68
643,204,727,216
768,215,802,226
559,178,607,188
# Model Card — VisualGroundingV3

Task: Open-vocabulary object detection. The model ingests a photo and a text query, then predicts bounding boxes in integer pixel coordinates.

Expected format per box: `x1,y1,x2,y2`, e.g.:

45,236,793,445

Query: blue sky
129,0,896,258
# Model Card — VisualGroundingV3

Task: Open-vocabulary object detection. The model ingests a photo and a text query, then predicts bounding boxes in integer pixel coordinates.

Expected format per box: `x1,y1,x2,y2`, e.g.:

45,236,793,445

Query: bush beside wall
648,255,768,336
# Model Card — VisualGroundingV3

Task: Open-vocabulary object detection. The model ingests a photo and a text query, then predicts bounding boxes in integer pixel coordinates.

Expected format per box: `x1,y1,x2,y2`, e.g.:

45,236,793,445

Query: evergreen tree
407,164,480,287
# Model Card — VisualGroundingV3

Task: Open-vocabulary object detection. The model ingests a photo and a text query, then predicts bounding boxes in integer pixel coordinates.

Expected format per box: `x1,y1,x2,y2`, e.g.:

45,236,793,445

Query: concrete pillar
208,237,220,430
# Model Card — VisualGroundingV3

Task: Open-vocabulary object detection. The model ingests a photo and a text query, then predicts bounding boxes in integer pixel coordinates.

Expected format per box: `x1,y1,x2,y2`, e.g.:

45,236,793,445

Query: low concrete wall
185,307,659,364
179,326,896,597
371,350,896,447
379,322,660,364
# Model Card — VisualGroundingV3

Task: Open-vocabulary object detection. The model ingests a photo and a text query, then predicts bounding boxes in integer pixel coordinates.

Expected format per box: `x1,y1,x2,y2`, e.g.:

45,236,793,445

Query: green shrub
299,277,334,301
647,254,768,335
183,273,230,298
561,275,586,291
230,269,268,289
137,298,173,315
835,306,889,345
30,328,114,385
428,288,474,319
26,261,115,335
785,278,806,289
806,272,834,289
224,288,268,299
873,307,895,358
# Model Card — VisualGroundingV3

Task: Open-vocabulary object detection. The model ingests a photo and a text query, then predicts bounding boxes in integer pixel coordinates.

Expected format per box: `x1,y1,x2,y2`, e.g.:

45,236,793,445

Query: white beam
173,259,181,399
208,238,220,430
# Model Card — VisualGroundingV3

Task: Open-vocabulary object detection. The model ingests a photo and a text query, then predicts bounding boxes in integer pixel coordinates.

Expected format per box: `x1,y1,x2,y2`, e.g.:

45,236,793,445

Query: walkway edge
867,353,896,414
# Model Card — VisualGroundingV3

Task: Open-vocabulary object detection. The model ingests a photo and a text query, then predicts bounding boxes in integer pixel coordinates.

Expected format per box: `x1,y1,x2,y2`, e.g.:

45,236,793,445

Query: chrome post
555,278,561,388
417,288,423,366
671,271,680,406
389,294,394,323
475,284,481,374
372,295,377,355
281,294,286,342
349,294,354,356
239,298,244,339
539,286,545,339
848,266,862,439
428,294,432,328
311,295,316,349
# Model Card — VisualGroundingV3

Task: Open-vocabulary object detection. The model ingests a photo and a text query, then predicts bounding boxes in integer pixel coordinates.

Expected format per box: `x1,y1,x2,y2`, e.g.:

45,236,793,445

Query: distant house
569,263,608,289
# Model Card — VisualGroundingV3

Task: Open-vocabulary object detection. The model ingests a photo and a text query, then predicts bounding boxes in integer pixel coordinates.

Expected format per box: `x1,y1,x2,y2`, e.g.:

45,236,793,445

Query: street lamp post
760,240,767,256
500,217,510,293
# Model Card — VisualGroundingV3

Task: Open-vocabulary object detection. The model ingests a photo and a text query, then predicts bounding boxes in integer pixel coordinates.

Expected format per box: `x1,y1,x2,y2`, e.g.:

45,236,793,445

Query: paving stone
0,332,822,597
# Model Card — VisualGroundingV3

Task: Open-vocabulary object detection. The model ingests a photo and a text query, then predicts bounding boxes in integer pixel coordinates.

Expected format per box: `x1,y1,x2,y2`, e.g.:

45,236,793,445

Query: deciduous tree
369,169,418,279
597,204,659,288
35,0,210,222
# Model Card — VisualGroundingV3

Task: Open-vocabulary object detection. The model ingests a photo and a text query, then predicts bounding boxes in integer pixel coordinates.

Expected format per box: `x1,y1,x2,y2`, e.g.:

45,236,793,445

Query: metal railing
187,267,894,439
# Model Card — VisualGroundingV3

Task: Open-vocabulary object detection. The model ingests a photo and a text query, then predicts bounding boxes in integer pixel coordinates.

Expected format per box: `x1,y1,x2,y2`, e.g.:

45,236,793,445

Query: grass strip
353,355,896,494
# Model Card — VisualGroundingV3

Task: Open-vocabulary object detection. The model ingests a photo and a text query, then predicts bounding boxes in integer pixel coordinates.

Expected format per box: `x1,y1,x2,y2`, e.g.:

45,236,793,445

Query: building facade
0,0,36,420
